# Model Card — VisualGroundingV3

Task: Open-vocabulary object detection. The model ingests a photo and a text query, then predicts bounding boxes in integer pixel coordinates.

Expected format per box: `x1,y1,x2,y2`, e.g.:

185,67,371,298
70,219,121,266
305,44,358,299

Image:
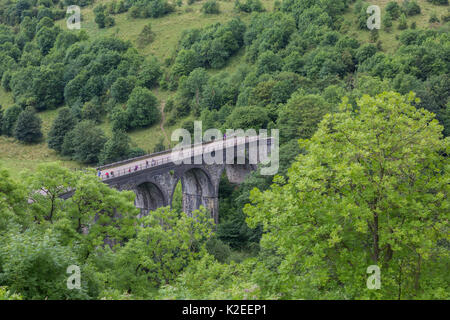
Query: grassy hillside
0,0,447,178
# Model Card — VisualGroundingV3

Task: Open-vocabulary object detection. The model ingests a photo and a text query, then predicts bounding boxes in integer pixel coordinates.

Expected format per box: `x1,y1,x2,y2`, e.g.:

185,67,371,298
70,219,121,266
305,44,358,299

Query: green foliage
14,106,43,143
111,207,214,296
36,25,59,55
124,86,160,130
202,0,220,14
82,97,105,124
94,5,115,29
245,92,449,299
223,106,269,130
383,13,393,31
48,107,77,152
402,0,421,16
234,0,265,13
136,23,155,48
206,237,232,263
137,56,162,89
429,12,440,23
1,105,22,137
110,76,136,103
99,130,132,165
277,92,330,144
386,1,401,19
173,18,245,73
62,120,107,164
0,287,22,300
0,230,89,299
398,13,408,30
158,254,261,299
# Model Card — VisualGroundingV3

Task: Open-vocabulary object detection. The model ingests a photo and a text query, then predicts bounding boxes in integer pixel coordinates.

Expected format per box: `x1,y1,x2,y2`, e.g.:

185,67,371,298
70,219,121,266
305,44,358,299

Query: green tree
94,5,107,28
277,92,330,144
125,86,161,130
82,98,104,124
245,92,449,299
398,13,408,30
36,26,59,55
137,56,162,89
14,106,43,143
202,0,220,14
385,1,401,19
48,107,77,152
2,105,22,137
112,207,214,296
62,120,107,164
99,130,132,165
223,106,269,130
111,77,136,103
136,23,155,48
0,230,88,299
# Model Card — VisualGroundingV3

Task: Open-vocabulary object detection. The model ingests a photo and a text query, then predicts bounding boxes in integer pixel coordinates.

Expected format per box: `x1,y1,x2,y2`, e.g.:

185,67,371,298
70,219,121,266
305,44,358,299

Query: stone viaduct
96,135,274,223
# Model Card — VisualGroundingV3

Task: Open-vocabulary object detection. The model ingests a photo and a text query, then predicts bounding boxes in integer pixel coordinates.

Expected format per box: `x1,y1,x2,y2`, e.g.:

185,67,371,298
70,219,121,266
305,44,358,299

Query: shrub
125,86,161,130
48,107,77,152
386,1,401,19
137,23,155,48
234,0,265,13
383,13,393,31
14,107,43,144
398,13,408,30
202,0,220,14
429,12,440,23
2,105,22,137
206,237,232,263
402,0,421,16
62,120,107,164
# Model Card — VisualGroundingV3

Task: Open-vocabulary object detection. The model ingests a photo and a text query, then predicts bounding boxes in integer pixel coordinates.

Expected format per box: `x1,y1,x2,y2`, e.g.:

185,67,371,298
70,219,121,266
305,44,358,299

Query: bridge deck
97,135,268,180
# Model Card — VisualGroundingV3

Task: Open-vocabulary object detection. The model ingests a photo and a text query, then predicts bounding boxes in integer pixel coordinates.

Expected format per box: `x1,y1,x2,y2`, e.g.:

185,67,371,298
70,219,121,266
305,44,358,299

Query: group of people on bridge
97,158,157,179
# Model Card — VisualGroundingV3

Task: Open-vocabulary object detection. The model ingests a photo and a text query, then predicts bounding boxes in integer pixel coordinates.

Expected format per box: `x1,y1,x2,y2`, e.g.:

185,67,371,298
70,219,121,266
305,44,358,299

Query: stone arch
224,154,257,185
134,182,166,217
180,167,218,223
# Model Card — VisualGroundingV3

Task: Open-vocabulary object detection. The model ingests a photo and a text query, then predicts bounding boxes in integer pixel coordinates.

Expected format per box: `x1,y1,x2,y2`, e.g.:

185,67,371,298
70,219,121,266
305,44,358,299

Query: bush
48,107,77,152
202,0,220,14
429,12,440,23
62,120,107,164
234,0,265,13
2,105,22,137
99,130,131,165
137,56,162,89
206,237,232,263
402,0,421,16
398,13,408,30
136,23,155,48
14,107,43,143
111,77,136,103
82,98,104,123
383,13,393,31
125,86,161,130
386,1,401,19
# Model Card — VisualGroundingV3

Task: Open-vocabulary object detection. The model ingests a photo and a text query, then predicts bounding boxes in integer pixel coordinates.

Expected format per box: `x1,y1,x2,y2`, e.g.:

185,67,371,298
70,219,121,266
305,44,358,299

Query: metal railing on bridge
97,135,269,181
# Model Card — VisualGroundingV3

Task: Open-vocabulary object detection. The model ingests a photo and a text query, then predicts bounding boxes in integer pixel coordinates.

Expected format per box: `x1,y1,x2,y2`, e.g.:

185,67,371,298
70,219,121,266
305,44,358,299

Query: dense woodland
0,0,449,299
